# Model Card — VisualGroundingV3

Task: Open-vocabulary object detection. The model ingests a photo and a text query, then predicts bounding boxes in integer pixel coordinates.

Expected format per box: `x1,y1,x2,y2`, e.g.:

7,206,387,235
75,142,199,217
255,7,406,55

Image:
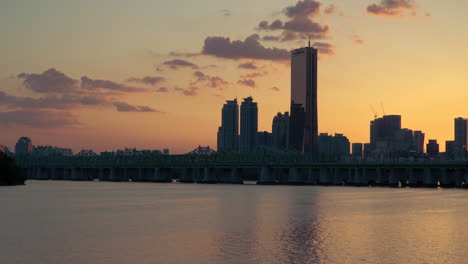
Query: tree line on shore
0,153,25,186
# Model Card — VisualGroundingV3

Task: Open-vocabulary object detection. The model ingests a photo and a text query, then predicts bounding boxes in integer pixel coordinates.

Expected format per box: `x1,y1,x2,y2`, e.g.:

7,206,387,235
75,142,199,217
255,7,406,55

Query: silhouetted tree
0,153,25,186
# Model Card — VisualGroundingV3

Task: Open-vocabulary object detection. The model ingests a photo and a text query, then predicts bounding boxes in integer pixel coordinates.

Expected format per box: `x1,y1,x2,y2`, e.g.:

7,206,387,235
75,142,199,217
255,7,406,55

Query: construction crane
370,105,378,120
380,102,386,116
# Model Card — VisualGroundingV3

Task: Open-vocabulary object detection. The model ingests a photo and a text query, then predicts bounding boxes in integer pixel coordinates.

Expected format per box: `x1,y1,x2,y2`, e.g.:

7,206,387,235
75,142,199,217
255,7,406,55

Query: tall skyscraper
239,97,258,153
217,99,239,152
413,131,425,154
454,117,468,159
289,44,318,155
15,137,33,155
272,112,289,149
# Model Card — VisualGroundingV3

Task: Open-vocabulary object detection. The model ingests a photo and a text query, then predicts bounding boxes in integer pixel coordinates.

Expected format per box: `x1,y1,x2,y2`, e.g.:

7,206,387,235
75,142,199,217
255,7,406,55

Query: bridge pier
153,168,172,183
304,168,318,185
423,168,438,187
258,167,276,185
286,167,304,185
179,168,195,183
198,168,216,183
227,168,243,184
440,168,456,188
318,168,332,185
388,168,399,187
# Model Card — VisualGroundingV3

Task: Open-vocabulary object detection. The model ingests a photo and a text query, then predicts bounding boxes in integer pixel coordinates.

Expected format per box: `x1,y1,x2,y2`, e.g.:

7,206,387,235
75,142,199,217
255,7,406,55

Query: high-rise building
239,97,258,153
352,143,363,159
257,131,273,149
427,140,440,157
318,133,350,160
15,137,33,155
370,115,402,145
413,131,425,154
32,146,73,156
217,99,239,152
272,112,289,149
446,140,455,160
289,44,318,155
454,117,468,159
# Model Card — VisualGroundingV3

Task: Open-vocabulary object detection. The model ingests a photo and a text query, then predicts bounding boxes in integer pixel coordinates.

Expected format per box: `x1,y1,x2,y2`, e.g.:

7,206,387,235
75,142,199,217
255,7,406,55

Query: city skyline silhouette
1,0,467,154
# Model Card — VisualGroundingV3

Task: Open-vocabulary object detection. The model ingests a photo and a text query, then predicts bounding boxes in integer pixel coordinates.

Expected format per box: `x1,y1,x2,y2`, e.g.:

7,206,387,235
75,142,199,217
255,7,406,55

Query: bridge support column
136,168,143,182
455,169,464,187
463,169,468,188
332,168,342,186
388,168,399,187
305,168,318,185
287,168,304,185
200,168,216,184
423,168,437,187
98,168,104,181
154,168,172,183
109,168,116,181
319,168,332,185
228,168,243,184
440,168,451,187
406,168,415,187
352,168,361,186
180,168,194,183
258,167,275,185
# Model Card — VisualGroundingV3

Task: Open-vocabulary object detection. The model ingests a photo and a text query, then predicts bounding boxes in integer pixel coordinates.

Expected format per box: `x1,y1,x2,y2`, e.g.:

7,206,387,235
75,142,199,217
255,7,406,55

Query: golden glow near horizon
1,0,467,153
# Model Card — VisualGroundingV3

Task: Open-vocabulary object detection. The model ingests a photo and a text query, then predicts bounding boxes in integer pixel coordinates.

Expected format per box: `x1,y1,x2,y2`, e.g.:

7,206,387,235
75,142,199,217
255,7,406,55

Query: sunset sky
1,0,467,153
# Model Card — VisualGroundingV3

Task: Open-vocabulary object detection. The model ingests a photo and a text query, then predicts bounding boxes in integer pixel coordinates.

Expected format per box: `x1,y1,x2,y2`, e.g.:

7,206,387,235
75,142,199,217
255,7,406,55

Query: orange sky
1,0,467,153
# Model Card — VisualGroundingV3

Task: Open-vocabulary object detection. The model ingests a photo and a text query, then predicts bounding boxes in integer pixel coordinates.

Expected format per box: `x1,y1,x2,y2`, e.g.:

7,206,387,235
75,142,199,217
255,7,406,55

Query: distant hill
0,153,25,186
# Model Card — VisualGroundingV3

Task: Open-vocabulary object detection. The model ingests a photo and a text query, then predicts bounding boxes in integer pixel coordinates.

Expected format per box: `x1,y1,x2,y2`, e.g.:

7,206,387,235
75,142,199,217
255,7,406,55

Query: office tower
239,97,258,153
15,137,33,155
257,131,273,149
413,131,425,154
454,117,468,159
272,112,290,149
289,44,318,155
426,140,439,157
370,115,402,145
352,143,363,159
446,141,455,160
217,99,239,152
318,133,350,160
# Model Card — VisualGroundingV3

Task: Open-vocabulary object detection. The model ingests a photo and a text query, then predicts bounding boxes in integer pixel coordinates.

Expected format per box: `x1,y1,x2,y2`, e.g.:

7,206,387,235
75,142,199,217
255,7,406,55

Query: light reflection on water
1,181,468,264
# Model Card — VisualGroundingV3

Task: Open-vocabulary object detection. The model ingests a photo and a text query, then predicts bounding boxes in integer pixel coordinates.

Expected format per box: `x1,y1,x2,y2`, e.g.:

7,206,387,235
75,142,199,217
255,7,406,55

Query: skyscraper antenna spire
308,35,311,47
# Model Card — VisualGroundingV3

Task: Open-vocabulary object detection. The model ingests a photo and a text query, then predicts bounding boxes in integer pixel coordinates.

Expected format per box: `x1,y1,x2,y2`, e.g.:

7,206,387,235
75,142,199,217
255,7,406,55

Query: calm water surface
2,181,468,264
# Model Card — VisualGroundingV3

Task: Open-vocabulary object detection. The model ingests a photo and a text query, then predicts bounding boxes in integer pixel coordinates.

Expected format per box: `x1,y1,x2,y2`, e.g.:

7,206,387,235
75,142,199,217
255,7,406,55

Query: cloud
255,0,329,41
161,59,199,70
81,76,147,92
324,4,336,15
113,102,161,113
262,35,281,41
174,87,199,96
367,0,415,16
202,34,290,61
313,42,335,55
193,71,229,89
238,62,258,70
156,87,169,93
0,91,106,110
168,51,201,58
257,19,284,30
352,34,365,45
221,9,231,16
241,72,268,79
283,0,321,18
271,86,280,92
237,79,256,88
0,110,80,128
17,68,78,94
127,76,165,86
